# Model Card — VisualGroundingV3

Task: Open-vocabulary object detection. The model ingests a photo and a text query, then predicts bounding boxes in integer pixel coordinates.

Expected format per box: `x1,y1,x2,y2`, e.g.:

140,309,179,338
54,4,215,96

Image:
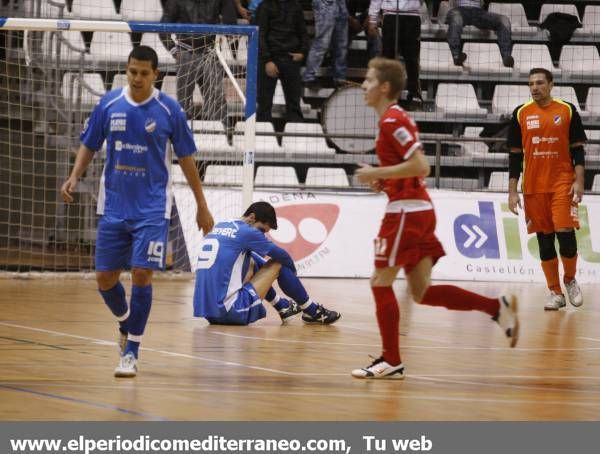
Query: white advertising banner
174,187,600,283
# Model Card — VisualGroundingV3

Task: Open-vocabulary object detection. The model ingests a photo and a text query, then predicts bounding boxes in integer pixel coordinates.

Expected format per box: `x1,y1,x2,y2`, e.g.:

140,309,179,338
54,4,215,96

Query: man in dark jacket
160,0,237,121
255,0,309,123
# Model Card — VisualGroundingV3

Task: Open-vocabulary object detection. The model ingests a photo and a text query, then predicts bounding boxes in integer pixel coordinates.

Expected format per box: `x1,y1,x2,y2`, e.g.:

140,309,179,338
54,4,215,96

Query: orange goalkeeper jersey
507,98,586,194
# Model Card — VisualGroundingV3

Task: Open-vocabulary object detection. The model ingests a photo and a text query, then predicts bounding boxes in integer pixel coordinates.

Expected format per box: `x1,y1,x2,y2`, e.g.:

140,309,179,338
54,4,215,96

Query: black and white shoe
352,356,405,380
277,299,302,324
301,304,341,325
493,294,519,348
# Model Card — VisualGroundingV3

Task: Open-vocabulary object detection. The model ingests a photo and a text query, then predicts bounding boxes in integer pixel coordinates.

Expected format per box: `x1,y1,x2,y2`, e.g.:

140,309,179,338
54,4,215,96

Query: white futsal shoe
564,279,583,307
114,352,137,378
493,295,519,348
351,356,405,380
544,291,566,311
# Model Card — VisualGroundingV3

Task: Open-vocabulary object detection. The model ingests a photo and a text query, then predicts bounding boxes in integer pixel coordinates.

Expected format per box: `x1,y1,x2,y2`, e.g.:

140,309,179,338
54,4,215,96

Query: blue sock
125,285,152,359
98,282,129,332
265,287,277,302
277,266,318,315
264,288,290,311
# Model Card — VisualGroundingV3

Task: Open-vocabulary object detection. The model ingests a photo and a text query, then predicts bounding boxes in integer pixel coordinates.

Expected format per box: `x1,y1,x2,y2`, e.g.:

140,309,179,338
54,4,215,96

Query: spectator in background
367,0,423,107
302,0,349,90
256,0,309,123
446,0,514,67
234,0,251,20
348,0,381,61
159,0,237,121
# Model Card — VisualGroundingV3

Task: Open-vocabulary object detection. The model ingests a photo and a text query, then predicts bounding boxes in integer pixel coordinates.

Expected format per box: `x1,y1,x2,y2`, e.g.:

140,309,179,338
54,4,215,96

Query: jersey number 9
197,238,220,269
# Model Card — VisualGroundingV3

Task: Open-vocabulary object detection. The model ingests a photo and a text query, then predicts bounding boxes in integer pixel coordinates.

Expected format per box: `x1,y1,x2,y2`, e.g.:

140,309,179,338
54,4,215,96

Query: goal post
0,17,258,272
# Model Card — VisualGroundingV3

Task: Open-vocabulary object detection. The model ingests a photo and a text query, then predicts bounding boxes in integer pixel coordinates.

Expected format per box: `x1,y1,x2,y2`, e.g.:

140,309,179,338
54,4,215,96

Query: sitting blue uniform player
193,201,341,325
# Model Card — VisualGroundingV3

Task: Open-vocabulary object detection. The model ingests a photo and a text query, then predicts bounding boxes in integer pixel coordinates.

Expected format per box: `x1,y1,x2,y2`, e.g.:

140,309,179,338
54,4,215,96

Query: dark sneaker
453,52,467,66
301,304,341,325
352,356,405,379
304,79,321,91
502,55,514,68
277,299,302,324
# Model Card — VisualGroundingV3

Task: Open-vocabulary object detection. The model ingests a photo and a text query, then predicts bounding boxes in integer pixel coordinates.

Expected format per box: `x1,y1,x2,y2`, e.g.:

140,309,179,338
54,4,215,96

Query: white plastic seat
540,4,580,23
585,130,600,155
62,72,106,108
559,45,600,79
492,84,531,115
488,171,511,191
254,166,299,186
203,165,243,185
435,83,487,116
193,133,234,153
190,120,226,133
426,177,479,191
234,121,283,153
160,75,203,105
43,31,87,65
67,0,120,20
89,32,133,64
459,126,488,155
282,122,336,155
552,86,586,116
120,0,163,21
582,6,600,37
305,167,349,187
513,44,559,76
420,41,462,75
586,87,600,117
592,174,600,192
219,35,247,67
111,73,127,89
140,32,176,66
488,2,537,36
462,42,512,76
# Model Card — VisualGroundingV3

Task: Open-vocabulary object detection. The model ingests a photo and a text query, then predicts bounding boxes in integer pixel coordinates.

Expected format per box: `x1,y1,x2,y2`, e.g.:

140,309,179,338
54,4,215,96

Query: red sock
420,285,499,317
372,286,401,366
541,258,562,294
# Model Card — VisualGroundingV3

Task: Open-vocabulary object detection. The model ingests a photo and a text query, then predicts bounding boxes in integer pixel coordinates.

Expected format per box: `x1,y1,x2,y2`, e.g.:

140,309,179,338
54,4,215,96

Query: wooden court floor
1,276,599,421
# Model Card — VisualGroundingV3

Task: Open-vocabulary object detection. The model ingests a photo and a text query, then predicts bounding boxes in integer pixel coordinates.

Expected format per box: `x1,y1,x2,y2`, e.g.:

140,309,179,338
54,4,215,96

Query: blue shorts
206,283,267,325
95,215,169,271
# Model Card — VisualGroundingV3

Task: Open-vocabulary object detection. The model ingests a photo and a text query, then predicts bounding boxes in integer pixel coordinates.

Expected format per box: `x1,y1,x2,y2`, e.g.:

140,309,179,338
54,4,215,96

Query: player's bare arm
60,144,95,203
178,155,214,234
355,148,429,184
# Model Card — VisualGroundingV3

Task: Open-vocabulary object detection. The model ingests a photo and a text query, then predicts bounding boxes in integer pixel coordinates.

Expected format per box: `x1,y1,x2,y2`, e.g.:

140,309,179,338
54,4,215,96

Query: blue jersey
81,87,196,220
193,219,294,318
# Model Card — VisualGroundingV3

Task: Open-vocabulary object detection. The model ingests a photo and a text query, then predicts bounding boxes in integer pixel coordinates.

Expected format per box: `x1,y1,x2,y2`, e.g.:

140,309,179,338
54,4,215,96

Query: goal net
0,14,258,272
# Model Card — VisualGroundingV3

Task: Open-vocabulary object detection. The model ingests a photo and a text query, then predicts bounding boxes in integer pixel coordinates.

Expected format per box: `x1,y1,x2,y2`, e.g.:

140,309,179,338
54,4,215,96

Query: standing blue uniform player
60,46,214,378
194,202,340,325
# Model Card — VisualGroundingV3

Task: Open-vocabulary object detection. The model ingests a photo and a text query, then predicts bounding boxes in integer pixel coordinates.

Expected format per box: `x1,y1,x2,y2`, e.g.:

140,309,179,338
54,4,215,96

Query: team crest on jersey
145,118,157,133
393,126,413,146
553,115,562,125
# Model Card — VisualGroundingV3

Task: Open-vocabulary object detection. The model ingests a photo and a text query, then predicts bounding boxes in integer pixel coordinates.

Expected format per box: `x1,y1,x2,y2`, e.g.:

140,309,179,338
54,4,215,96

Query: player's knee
131,268,153,286
536,232,557,261
96,271,120,290
556,230,577,258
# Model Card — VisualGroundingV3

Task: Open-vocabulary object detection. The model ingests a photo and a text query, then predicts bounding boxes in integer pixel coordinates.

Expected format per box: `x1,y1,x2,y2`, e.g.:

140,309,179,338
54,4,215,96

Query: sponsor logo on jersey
268,203,340,262
392,127,413,146
145,117,156,133
526,119,540,130
114,141,148,154
110,118,127,132
553,115,562,125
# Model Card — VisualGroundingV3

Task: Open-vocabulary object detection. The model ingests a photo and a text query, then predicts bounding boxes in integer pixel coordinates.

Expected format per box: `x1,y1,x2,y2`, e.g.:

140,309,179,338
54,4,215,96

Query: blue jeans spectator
303,0,348,85
446,7,513,63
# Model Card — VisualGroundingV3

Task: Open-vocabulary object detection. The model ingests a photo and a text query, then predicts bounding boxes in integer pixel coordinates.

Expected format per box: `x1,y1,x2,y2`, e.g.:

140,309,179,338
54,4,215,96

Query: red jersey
376,104,431,203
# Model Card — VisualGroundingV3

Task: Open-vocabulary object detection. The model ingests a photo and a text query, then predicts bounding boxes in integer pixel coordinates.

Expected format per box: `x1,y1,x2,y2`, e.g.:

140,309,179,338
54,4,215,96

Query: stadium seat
219,35,248,67
140,32,176,66
435,83,487,116
305,167,349,187
190,120,226,133
559,45,600,79
462,42,513,76
420,41,463,75
255,166,299,186
513,44,559,76
203,165,243,185
492,84,530,115
539,3,580,23
67,0,121,20
552,85,587,116
488,2,537,36
586,87,600,117
272,81,311,115
282,123,336,155
194,130,234,154
111,73,127,89
426,177,479,191
585,130,600,154
89,32,133,64
488,171,510,191
234,121,284,153
61,72,106,107
43,31,87,65
120,0,163,21
581,6,600,37
459,126,488,155
592,174,600,192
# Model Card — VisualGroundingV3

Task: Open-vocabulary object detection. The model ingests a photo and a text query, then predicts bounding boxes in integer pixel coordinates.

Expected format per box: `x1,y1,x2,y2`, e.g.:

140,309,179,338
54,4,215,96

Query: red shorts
524,184,579,234
374,209,446,273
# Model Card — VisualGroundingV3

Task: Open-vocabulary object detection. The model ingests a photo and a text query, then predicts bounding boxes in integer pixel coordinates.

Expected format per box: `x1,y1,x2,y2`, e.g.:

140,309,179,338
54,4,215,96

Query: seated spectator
348,0,381,62
256,0,309,123
446,0,514,67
